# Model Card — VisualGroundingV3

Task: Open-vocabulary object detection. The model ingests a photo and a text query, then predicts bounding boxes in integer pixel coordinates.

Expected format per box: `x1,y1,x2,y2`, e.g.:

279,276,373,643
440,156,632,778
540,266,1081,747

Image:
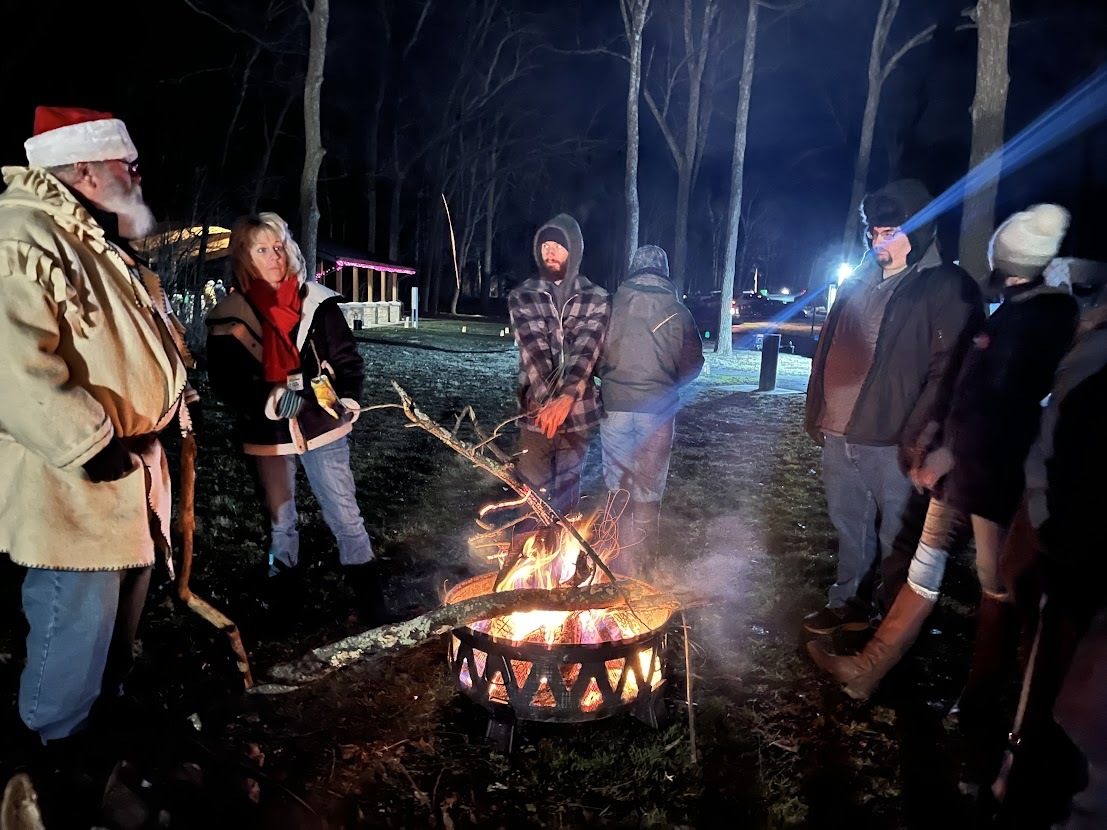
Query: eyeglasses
113,159,140,177
867,227,900,242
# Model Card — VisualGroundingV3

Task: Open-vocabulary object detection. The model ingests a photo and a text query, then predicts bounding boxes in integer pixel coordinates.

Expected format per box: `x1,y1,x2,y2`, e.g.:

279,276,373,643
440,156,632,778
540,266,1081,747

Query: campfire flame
470,515,650,649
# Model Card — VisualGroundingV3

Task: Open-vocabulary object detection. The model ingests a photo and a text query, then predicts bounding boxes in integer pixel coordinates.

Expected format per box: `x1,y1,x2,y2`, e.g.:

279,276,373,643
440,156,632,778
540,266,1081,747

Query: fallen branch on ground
251,581,679,694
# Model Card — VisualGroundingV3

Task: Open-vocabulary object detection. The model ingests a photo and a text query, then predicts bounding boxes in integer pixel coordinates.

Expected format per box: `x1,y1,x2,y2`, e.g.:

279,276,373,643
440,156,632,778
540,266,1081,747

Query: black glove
83,436,136,483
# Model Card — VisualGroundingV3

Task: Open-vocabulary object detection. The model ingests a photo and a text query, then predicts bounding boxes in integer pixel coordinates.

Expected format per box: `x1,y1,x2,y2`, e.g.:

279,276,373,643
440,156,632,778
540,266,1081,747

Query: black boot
344,562,390,626
955,595,1020,788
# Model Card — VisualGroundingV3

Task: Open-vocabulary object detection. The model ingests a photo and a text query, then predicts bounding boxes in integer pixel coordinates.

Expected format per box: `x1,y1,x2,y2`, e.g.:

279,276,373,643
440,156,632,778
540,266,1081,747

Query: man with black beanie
803,179,984,634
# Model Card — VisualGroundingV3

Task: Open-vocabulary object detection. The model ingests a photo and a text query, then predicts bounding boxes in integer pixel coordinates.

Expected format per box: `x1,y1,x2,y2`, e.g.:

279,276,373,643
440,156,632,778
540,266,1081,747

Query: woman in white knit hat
807,205,1079,719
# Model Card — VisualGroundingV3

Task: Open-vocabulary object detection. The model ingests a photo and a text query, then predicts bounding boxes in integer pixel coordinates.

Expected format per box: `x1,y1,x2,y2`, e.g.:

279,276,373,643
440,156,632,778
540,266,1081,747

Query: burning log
252,581,679,694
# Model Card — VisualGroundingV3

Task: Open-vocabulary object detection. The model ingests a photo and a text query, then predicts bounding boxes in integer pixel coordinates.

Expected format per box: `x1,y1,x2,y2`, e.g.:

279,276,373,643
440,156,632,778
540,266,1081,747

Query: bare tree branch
402,0,434,59
881,23,937,82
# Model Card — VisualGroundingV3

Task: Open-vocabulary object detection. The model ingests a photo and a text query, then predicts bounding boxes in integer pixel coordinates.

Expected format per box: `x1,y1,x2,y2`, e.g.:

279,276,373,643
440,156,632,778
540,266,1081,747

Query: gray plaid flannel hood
532,213,584,282
509,214,610,433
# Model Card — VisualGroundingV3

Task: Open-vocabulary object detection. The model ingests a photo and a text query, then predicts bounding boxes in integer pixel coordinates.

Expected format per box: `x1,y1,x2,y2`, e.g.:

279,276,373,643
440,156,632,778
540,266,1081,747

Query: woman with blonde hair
205,212,385,622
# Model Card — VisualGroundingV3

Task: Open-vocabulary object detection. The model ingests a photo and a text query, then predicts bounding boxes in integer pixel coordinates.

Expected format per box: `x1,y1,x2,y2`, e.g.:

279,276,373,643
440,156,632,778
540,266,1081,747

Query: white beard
116,199,156,240
113,187,156,240
97,177,156,239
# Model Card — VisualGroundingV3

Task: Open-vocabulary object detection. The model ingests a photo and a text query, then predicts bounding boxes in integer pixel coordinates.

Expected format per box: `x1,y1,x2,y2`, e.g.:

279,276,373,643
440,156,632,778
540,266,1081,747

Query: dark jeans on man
821,434,926,614
516,427,590,520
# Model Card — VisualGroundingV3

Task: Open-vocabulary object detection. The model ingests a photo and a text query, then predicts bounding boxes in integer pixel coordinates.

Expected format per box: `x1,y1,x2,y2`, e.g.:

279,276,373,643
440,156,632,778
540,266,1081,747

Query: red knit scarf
247,278,303,382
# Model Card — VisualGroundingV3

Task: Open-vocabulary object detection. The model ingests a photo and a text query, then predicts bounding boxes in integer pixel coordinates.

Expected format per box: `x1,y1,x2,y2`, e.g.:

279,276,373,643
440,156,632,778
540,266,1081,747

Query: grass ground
0,323,985,828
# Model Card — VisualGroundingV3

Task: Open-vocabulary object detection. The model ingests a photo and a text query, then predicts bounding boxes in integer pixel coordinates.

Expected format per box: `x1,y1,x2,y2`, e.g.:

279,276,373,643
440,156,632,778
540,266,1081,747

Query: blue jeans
600,411,675,504
255,436,374,571
821,434,925,612
20,566,150,742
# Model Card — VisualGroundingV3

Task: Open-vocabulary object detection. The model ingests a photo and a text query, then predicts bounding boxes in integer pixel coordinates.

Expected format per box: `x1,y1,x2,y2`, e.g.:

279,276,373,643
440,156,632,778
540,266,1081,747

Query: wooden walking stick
177,431,254,688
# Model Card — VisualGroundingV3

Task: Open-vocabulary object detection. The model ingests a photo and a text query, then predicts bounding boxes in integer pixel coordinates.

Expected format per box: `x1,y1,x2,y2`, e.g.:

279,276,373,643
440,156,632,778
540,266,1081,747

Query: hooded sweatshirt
507,214,610,433
600,265,703,416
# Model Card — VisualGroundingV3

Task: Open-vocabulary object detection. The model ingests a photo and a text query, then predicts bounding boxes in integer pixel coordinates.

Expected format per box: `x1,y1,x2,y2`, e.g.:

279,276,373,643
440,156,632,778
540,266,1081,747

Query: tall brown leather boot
807,585,936,700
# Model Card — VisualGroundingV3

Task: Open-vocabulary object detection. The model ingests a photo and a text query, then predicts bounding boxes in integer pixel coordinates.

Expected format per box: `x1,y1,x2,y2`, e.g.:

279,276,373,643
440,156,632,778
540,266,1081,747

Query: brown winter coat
0,167,190,571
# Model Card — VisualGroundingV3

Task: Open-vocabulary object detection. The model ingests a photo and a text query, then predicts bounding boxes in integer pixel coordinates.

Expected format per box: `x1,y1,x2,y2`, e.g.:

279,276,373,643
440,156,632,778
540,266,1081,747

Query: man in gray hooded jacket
599,245,703,575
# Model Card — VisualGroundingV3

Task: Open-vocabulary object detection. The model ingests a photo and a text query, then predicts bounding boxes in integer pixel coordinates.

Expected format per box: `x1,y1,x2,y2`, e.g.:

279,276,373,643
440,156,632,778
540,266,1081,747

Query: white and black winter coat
206,281,364,455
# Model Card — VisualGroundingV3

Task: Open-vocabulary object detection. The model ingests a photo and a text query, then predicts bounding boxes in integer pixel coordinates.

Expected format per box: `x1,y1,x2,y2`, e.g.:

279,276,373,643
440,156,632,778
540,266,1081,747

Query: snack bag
311,372,341,419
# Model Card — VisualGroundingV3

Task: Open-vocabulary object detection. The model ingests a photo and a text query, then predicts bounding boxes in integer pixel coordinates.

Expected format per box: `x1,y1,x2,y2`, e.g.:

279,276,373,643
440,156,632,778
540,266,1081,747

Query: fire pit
445,523,674,751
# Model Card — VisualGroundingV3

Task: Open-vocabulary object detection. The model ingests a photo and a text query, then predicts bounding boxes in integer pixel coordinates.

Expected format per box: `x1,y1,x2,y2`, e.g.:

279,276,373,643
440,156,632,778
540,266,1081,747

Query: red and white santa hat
24,106,137,168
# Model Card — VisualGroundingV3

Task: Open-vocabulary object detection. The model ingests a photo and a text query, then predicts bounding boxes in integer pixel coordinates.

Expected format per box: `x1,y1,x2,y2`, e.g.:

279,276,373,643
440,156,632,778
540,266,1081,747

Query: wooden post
391,273,398,302
379,269,386,304
367,269,375,303
336,263,344,298
352,266,360,303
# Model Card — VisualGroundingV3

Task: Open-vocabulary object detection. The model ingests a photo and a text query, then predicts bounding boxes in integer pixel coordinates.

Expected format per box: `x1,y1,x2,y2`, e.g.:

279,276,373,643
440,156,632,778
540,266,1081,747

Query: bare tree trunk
389,172,404,263
841,0,935,263
842,0,895,264
367,96,383,252
842,83,881,263
367,4,392,253
481,158,495,310
716,0,759,356
252,91,296,214
674,164,693,293
644,0,718,294
221,44,261,175
958,0,1011,284
673,0,715,295
621,0,650,269
428,198,443,313
299,0,329,273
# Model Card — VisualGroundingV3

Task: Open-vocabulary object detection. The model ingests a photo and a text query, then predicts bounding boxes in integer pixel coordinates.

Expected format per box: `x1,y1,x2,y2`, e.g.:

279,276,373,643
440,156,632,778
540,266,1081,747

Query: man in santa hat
0,107,195,757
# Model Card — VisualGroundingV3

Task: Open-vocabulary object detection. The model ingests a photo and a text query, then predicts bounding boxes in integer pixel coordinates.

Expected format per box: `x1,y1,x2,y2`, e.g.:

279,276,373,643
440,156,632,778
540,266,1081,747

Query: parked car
733,292,789,321
686,291,736,332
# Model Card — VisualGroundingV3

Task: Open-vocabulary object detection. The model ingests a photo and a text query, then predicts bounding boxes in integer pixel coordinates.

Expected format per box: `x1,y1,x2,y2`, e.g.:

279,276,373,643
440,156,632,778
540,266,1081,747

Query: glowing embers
446,573,672,726
488,672,509,704
580,677,604,713
532,677,557,708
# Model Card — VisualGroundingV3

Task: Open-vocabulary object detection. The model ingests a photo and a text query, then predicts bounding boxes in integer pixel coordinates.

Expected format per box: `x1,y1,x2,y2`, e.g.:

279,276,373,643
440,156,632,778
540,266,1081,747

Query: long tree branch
643,85,683,163
252,581,680,692
881,23,937,82
402,0,434,59
182,0,281,49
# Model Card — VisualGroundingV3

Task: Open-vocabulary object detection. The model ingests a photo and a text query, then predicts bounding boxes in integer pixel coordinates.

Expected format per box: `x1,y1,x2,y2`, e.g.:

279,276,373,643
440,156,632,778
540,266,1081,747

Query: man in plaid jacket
507,213,610,520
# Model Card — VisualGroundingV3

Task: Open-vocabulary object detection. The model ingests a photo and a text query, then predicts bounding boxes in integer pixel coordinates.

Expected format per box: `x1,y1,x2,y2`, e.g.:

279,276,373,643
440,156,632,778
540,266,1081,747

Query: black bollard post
758,334,781,392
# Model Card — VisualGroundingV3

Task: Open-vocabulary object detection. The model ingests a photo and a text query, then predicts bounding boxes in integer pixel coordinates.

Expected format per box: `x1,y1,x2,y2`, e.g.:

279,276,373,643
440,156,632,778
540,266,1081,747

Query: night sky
3,0,1106,300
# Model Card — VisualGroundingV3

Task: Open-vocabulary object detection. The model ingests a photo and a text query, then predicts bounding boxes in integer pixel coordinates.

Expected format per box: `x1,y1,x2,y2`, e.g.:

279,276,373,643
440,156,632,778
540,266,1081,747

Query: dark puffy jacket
805,244,984,465
1043,360,1107,624
599,273,703,415
938,282,1078,524
205,281,364,455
